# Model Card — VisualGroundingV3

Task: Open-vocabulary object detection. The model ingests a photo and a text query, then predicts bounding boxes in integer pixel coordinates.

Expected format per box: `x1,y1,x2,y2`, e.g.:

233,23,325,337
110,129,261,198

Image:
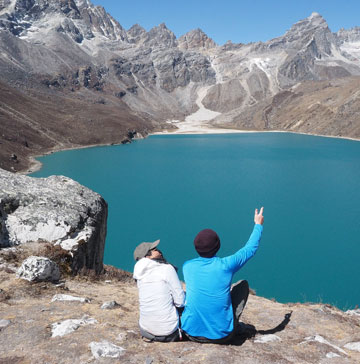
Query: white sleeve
166,266,185,307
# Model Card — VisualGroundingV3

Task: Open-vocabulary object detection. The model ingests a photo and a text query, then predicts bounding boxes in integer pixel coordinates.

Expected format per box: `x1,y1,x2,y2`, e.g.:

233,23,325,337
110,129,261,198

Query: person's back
134,257,184,336
133,239,185,342
181,207,264,342
182,256,235,338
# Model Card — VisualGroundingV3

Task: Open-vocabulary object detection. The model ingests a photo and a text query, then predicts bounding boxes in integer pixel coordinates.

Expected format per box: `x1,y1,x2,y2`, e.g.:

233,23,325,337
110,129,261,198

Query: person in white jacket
133,239,185,342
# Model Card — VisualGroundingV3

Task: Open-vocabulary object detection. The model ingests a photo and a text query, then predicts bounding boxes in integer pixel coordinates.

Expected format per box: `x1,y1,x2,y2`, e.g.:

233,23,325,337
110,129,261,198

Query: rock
0,262,17,273
51,315,97,338
0,319,10,330
145,358,153,364
51,294,90,303
0,168,108,274
0,289,10,302
301,335,348,355
344,342,360,352
178,28,217,50
17,256,60,282
345,309,360,317
101,300,120,309
89,340,125,359
141,23,177,48
59,227,93,253
326,352,341,358
127,24,146,44
254,334,282,343
116,332,127,341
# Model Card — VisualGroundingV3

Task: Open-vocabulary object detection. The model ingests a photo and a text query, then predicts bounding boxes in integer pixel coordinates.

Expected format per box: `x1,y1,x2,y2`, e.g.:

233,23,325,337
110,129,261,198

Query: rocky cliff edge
0,254,359,364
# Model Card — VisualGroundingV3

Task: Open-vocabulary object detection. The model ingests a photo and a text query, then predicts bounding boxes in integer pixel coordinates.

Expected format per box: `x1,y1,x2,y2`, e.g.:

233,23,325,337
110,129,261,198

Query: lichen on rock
17,256,60,282
0,168,107,274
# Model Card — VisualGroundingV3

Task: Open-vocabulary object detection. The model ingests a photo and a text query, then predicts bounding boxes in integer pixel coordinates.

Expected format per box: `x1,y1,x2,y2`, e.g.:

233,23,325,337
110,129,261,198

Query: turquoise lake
30,133,360,310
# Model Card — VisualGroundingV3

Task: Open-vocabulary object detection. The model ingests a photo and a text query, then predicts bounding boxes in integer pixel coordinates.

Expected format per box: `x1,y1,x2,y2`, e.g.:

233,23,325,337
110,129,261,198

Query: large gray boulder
17,256,60,282
0,168,107,274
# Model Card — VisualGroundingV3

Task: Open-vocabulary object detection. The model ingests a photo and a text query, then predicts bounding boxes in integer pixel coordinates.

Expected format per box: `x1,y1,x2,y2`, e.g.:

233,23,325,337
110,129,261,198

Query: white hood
133,258,161,280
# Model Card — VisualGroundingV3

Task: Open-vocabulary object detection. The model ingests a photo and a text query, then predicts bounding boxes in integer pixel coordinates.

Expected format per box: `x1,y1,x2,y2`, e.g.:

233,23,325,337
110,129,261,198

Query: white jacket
133,258,185,336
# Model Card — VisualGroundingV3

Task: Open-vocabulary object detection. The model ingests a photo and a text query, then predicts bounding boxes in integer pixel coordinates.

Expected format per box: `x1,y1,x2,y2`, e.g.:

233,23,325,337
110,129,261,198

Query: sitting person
133,239,185,342
181,207,264,343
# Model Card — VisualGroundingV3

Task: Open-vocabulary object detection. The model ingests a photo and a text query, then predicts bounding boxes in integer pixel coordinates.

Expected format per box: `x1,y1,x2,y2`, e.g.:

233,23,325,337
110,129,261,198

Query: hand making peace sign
254,207,264,225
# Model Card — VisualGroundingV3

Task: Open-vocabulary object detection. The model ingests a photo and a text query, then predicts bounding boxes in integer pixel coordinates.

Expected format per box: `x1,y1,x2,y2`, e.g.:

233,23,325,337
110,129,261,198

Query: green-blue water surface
30,133,360,310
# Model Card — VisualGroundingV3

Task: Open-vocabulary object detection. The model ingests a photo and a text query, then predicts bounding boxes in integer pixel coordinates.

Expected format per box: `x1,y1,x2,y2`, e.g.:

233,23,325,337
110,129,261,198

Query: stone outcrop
17,256,60,282
0,168,107,274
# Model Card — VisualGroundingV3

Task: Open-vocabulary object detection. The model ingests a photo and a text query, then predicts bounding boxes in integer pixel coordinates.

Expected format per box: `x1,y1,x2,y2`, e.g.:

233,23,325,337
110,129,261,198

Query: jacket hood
133,258,161,280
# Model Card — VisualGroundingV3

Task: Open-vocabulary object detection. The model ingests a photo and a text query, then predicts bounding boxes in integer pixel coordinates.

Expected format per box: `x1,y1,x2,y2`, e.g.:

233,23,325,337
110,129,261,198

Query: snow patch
330,44,357,64
340,41,360,60
247,55,282,94
210,56,225,84
19,14,65,41
249,57,271,75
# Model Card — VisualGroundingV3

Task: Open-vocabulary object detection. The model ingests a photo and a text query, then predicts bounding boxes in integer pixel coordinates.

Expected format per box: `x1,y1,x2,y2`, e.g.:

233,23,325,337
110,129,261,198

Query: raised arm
223,207,264,272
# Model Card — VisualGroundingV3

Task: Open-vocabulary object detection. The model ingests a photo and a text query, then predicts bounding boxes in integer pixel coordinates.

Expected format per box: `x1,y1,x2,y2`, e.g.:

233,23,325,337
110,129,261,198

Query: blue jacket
181,224,263,339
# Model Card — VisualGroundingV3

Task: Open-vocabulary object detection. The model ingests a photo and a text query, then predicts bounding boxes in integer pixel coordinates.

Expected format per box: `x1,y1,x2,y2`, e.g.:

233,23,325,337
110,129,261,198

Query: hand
254,207,264,225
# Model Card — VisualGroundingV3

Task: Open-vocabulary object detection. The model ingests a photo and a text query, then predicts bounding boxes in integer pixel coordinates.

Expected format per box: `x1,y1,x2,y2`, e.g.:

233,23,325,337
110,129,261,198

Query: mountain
0,2,360,171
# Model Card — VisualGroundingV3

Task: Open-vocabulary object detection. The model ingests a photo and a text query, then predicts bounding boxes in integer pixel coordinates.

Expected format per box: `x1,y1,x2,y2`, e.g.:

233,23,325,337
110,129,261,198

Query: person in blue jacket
181,207,264,343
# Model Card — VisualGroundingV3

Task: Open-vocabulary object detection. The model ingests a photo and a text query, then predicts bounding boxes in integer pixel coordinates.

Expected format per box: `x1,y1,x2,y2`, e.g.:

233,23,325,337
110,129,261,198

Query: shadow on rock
231,311,293,346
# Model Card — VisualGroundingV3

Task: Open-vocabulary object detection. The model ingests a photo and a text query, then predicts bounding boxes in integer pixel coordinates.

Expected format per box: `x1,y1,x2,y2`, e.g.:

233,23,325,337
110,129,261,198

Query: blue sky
92,0,360,45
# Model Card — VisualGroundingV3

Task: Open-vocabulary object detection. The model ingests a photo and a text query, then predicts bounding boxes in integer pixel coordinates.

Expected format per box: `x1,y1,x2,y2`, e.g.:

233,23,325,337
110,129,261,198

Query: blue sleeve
222,224,263,273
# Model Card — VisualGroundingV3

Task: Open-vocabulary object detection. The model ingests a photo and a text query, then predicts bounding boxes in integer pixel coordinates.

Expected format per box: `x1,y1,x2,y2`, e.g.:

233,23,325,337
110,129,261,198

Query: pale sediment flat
153,123,360,140
153,119,253,135
153,86,252,135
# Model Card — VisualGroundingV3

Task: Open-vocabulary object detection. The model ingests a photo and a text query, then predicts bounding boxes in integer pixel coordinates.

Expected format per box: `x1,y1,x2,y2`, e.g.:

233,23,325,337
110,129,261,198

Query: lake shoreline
23,141,132,175
23,128,360,176
152,126,360,142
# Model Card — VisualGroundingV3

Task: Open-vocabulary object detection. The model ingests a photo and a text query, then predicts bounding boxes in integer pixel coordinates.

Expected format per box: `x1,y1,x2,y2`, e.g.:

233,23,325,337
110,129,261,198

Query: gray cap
133,239,160,261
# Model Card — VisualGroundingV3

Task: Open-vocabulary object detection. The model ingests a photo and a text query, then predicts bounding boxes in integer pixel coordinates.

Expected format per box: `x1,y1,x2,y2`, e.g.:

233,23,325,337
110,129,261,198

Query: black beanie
194,229,220,258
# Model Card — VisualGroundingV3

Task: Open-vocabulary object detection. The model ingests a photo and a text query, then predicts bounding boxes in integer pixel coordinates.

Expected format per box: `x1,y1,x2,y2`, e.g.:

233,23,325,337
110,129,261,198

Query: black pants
185,280,250,344
140,326,180,342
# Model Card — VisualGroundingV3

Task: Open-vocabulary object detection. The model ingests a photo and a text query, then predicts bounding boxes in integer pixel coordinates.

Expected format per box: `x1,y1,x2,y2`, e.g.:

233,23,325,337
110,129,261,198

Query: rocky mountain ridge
0,0,360,171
